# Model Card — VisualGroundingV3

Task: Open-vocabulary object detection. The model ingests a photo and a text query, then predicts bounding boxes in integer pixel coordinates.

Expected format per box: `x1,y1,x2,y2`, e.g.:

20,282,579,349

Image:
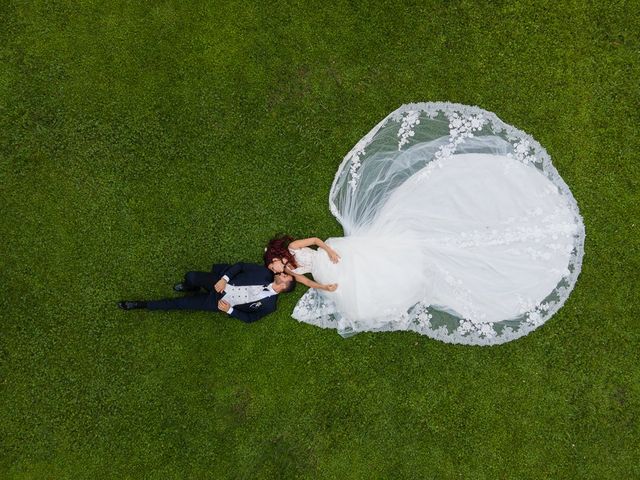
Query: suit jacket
213,262,277,323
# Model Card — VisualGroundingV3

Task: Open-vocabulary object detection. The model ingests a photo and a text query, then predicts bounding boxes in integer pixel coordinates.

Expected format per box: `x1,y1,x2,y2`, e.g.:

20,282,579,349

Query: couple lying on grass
118,235,339,323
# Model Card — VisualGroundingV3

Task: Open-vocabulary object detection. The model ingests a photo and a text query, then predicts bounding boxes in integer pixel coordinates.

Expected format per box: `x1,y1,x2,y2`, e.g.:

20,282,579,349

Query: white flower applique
509,139,536,165
478,323,496,338
457,317,495,338
434,112,486,161
458,319,474,335
514,295,551,327
412,302,433,327
347,142,366,191
397,110,421,150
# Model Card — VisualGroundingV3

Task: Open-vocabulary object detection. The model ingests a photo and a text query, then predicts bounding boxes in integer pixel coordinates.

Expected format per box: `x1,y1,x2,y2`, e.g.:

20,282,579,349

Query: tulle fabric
292,103,585,345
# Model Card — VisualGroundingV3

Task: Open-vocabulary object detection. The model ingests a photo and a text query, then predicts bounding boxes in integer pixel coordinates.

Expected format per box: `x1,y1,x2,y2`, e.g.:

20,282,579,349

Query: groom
118,261,296,323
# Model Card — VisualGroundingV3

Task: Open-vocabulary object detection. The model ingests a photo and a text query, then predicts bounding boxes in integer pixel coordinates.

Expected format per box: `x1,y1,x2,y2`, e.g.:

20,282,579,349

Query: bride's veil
331,103,570,235
296,102,585,345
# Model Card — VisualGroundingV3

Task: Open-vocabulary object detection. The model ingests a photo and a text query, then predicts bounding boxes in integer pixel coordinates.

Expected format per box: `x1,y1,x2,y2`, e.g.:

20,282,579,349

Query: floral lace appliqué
397,110,421,150
434,112,486,161
347,141,366,191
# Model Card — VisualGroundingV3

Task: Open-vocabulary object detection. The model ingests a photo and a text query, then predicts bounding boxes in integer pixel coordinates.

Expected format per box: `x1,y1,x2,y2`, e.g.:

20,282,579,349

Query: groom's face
274,271,293,285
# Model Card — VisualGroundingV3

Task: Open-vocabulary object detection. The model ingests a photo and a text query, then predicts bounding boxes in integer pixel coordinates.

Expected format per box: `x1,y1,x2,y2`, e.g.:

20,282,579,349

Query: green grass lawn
1,0,639,478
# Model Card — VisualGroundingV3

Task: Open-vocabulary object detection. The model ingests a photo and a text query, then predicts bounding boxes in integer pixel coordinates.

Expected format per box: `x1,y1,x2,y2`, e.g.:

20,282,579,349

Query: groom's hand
214,278,227,293
218,300,231,313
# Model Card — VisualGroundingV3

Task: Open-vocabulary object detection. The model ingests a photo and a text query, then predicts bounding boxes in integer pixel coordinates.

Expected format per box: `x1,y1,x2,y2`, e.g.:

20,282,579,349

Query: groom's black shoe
118,301,147,310
173,283,199,292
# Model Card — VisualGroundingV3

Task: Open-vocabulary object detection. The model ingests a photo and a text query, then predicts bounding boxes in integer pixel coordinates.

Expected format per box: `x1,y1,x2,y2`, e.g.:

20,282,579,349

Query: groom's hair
282,278,296,294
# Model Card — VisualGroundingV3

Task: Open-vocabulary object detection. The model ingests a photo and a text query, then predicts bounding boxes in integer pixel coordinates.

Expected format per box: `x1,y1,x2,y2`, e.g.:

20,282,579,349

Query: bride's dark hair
264,235,298,269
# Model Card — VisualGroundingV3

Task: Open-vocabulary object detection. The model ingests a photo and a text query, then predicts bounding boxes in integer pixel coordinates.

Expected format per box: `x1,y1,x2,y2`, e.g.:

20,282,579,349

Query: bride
264,235,341,292
277,103,585,346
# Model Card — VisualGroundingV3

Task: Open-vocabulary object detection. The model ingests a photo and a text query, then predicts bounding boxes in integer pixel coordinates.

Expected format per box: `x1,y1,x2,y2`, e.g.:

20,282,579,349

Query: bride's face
268,258,286,273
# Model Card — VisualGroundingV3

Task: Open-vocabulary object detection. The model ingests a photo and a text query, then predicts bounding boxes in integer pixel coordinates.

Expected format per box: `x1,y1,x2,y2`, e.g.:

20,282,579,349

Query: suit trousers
146,271,221,311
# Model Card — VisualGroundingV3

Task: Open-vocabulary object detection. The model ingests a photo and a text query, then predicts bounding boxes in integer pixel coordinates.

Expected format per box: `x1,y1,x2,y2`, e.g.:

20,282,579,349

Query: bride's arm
287,269,337,292
288,237,340,263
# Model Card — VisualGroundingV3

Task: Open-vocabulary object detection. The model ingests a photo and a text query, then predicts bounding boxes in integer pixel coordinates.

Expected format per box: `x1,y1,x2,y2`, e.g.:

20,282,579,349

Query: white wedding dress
292,103,585,345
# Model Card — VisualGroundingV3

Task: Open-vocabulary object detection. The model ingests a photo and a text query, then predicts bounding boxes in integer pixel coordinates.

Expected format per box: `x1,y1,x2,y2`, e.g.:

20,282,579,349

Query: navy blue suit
147,262,277,323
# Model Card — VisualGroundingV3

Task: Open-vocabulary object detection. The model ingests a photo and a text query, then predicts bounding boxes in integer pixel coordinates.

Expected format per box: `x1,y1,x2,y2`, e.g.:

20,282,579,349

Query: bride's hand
328,249,341,263
324,283,338,292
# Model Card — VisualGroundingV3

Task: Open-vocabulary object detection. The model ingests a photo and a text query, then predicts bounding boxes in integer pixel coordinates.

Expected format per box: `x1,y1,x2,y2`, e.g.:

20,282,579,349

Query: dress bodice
289,247,316,275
